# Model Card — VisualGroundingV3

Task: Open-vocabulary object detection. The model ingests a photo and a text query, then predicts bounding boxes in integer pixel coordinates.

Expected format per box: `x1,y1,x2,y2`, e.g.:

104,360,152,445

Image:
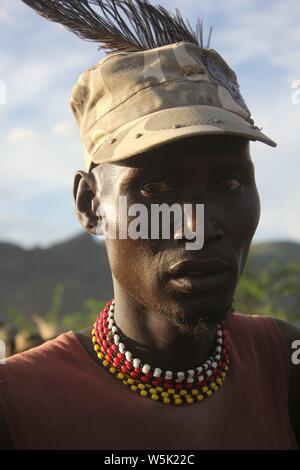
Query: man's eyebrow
214,158,255,173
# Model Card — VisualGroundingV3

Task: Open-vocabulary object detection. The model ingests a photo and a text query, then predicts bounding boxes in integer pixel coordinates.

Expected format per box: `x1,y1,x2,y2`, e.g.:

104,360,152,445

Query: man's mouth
166,258,230,293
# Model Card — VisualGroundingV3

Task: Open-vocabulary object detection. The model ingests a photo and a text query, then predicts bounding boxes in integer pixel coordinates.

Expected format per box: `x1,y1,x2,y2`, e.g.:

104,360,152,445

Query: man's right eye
141,181,174,196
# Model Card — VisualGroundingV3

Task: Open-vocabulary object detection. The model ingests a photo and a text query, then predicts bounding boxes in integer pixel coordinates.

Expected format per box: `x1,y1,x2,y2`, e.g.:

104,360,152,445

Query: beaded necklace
92,299,230,405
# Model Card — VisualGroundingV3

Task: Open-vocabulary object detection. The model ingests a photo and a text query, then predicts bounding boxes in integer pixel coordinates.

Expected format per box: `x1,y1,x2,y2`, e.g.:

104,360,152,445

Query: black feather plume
21,0,213,54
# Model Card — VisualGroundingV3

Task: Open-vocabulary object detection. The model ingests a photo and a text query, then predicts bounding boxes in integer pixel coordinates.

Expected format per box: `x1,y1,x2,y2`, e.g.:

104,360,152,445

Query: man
0,0,299,449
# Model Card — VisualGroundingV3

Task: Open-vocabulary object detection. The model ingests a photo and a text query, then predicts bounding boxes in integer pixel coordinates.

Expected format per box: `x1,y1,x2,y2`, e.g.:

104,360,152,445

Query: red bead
175,384,183,390
117,353,124,360
134,368,142,375
141,376,150,383
125,360,132,368
104,328,109,334
130,372,138,379
105,354,112,362
163,383,172,390
151,380,159,387
121,365,128,374
111,344,118,352
102,340,109,348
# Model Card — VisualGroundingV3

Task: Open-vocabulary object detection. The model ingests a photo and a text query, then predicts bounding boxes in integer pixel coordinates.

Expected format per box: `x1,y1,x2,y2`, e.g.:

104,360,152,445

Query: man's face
89,135,260,331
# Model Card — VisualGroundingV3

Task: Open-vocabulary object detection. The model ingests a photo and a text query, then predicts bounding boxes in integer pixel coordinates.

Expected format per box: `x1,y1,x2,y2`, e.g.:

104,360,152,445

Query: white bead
142,364,151,374
212,362,218,369
114,335,120,345
217,338,223,344
187,370,195,377
196,366,203,374
111,326,118,334
198,375,204,382
133,358,141,368
206,370,212,377
202,363,208,370
165,371,173,379
177,371,185,379
118,343,125,353
206,360,212,365
125,351,132,360
187,377,194,383
154,368,162,378
216,346,222,353
217,329,222,337
215,354,221,360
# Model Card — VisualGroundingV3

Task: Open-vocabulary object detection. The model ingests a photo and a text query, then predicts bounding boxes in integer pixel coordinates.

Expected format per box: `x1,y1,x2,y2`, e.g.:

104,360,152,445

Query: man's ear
73,170,100,235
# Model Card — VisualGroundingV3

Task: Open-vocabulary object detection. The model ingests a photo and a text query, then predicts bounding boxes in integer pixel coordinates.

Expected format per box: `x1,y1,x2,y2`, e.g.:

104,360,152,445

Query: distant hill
0,233,113,321
0,234,300,322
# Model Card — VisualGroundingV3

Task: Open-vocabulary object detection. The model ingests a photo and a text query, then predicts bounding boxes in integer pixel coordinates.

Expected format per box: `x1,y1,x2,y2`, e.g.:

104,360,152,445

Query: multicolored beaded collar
92,299,230,405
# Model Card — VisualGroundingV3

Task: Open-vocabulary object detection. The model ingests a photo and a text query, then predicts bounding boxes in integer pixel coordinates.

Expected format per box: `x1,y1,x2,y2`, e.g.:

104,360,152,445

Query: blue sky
0,0,300,248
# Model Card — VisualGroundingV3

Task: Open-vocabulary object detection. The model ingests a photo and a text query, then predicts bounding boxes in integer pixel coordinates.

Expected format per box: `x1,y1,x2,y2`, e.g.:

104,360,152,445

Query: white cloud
7,126,38,144
52,120,76,137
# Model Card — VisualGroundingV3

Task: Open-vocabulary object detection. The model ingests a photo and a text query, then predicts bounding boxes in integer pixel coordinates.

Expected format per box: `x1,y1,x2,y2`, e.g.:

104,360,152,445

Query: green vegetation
2,260,300,345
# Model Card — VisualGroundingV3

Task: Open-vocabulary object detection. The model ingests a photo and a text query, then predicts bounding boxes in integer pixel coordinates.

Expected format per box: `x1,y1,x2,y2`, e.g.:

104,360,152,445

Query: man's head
74,134,260,336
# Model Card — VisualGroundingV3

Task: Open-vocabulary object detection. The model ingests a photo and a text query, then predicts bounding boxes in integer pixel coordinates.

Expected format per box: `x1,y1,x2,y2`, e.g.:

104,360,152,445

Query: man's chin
164,303,234,341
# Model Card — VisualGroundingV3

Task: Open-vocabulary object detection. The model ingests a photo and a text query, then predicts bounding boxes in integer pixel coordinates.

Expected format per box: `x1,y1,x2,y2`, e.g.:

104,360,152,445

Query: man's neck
112,288,220,372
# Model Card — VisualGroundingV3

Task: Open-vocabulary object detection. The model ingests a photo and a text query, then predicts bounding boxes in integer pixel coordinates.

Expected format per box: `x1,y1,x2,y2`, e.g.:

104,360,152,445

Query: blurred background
1,0,300,355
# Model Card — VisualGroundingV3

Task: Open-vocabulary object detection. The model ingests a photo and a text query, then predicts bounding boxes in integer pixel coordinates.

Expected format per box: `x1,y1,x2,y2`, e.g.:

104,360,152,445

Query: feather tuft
21,0,213,54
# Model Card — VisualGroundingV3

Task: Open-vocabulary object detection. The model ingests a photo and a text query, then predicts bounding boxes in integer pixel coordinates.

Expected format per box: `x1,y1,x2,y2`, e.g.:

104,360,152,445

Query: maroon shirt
0,313,297,449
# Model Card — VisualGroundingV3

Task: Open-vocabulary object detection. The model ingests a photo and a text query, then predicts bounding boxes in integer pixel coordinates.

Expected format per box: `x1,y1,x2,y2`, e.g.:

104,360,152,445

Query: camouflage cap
70,41,277,170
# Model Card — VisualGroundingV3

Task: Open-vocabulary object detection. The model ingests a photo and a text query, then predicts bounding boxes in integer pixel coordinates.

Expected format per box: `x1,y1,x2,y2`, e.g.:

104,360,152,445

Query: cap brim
91,104,277,165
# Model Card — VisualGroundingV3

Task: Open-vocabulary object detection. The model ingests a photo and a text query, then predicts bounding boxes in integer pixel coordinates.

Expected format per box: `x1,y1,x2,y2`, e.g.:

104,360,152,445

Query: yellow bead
217,377,222,385
122,380,128,386
92,336,97,344
102,360,109,367
109,367,116,374
151,394,159,401
174,394,181,400
191,389,199,396
221,372,226,378
117,373,124,380
225,366,229,372
156,386,163,392
210,382,217,389
145,384,151,389
161,392,169,398
131,385,138,392
180,389,188,396
186,397,194,404
138,384,145,390
202,386,209,393
163,398,171,404
91,329,96,336
174,399,183,405
206,390,212,397
97,352,104,360
140,390,148,397
149,388,157,395
94,344,101,352
197,394,204,401
127,378,135,385
168,388,175,395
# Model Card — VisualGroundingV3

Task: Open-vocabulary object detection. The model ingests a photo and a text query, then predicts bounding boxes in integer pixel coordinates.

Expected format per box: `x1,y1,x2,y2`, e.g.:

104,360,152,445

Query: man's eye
141,181,174,195
217,178,242,191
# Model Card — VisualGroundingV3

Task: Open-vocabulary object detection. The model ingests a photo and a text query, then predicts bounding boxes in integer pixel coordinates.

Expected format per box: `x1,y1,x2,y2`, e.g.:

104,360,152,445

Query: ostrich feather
21,0,213,54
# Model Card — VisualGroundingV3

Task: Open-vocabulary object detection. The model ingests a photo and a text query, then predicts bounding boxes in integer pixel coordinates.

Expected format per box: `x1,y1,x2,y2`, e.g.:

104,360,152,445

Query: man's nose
173,203,224,246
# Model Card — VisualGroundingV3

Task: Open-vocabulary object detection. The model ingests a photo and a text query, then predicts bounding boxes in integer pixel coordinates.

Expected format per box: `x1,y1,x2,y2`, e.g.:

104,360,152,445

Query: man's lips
167,258,230,278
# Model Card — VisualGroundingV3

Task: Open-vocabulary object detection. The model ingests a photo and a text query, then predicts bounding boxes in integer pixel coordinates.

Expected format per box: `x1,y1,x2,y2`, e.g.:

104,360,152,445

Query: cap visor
91,104,277,165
